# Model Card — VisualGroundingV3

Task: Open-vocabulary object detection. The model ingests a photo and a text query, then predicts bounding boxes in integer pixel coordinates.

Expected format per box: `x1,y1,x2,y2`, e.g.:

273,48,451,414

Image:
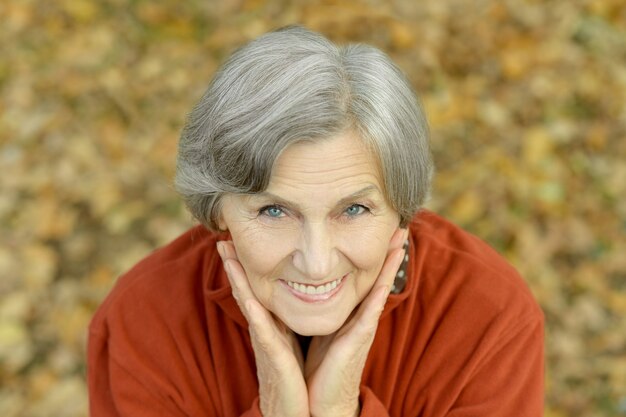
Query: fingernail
382,285,391,298
378,286,390,311
216,241,224,258
396,249,405,267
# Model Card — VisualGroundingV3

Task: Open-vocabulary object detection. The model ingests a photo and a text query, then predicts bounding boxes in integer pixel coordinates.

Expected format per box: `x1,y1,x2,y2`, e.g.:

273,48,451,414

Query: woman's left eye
259,205,285,218
344,204,368,217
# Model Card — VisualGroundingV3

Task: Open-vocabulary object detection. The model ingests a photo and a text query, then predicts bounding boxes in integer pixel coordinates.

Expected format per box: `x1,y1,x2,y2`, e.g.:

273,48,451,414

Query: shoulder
371,211,544,413
89,225,224,339
408,210,542,322
87,226,241,415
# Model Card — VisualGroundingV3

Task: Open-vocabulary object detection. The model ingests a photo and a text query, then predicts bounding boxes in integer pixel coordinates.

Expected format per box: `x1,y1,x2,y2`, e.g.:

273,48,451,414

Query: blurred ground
0,0,625,416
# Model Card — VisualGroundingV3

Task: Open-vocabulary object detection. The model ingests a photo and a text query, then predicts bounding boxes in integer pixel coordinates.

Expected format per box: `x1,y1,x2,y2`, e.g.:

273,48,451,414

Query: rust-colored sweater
88,210,544,416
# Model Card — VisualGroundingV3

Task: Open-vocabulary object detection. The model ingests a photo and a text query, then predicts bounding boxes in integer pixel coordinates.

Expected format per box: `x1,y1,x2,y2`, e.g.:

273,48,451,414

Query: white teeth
287,277,342,296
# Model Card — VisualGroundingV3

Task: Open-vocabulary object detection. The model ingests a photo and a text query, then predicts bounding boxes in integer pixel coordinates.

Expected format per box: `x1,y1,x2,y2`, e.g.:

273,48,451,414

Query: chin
286,315,346,336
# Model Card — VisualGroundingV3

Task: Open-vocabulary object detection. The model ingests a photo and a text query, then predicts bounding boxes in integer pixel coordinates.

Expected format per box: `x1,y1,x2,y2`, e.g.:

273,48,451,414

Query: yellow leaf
22,244,58,290
390,21,415,50
522,127,553,166
0,320,33,372
61,0,98,23
450,190,484,224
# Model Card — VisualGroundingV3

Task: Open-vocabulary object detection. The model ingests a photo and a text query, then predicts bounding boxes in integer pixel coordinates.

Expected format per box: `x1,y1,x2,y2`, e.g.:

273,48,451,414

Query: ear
213,195,228,232
216,211,228,232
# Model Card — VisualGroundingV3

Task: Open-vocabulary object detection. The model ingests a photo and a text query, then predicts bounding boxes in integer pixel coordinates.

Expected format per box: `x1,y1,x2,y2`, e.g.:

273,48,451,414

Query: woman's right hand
217,241,310,417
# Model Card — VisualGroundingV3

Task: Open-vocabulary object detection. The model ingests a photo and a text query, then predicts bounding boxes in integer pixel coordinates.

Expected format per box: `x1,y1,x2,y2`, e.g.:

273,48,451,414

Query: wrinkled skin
215,132,407,416
218,229,405,417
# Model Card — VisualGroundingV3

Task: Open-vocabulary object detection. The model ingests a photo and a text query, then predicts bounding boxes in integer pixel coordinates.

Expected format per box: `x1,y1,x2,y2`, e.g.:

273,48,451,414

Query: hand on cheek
217,240,309,417
304,227,408,417
217,227,407,417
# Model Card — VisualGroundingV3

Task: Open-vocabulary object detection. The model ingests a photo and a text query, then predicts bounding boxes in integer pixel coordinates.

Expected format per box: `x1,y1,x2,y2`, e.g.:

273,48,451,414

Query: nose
292,221,339,281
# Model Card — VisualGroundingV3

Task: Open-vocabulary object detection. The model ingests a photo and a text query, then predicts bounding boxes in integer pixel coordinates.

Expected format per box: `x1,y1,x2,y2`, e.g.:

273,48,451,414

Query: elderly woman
88,26,544,417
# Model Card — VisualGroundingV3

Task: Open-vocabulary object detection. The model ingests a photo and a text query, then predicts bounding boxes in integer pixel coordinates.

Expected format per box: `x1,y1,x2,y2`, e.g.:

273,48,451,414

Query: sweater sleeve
357,310,544,417
358,386,391,416
239,398,263,417
446,313,545,417
88,328,263,417
88,329,190,417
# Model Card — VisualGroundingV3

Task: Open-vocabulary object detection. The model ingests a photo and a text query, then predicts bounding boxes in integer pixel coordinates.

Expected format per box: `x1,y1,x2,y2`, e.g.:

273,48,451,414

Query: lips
286,277,342,295
281,274,347,302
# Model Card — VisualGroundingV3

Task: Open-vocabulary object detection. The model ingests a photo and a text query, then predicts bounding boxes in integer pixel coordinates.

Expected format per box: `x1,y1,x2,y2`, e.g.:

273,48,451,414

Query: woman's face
218,132,401,336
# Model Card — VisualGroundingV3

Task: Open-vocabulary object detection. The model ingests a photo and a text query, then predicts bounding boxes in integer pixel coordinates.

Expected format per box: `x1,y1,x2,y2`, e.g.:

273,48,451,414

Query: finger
247,299,306,374
361,249,402,322
387,227,408,255
375,246,406,291
246,299,281,353
322,284,390,370
218,241,302,359
219,249,285,354
218,241,249,294
354,285,390,335
347,246,404,327
217,239,240,262
346,248,404,333
341,248,404,341
216,240,258,316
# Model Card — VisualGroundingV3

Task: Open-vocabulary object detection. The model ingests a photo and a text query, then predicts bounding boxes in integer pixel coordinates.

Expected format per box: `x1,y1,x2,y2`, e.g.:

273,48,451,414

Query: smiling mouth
283,274,347,298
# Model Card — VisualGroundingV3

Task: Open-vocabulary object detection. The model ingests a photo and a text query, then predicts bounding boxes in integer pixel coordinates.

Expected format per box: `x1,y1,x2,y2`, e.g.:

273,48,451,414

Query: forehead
267,132,383,193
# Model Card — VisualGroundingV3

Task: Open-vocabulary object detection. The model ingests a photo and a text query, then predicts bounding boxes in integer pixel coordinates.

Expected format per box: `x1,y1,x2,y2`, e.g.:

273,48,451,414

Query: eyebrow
252,185,381,212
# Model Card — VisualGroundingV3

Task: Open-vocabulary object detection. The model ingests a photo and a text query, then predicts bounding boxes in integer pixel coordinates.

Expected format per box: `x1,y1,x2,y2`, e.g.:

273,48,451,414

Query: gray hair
175,26,433,230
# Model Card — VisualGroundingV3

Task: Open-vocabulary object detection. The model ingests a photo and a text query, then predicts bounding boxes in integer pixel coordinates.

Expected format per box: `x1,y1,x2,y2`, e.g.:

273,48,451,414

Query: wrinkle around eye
255,212,300,230
343,204,369,217
259,205,286,219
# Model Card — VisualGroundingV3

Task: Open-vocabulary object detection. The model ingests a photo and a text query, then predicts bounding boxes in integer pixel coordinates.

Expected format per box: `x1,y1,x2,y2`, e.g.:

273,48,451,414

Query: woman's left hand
304,228,408,417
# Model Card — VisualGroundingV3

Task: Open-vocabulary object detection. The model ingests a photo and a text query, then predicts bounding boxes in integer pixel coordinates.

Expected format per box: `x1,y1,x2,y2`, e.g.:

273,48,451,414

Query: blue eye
345,204,367,217
260,206,284,218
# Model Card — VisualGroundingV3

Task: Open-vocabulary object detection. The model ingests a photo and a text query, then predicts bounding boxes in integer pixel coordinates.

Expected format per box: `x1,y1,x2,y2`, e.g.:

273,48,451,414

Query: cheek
351,239,388,273
231,225,296,279
340,223,395,274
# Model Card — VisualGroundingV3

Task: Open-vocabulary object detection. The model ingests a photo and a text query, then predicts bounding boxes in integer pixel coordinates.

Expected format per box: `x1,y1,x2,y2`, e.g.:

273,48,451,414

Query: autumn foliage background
1,0,625,416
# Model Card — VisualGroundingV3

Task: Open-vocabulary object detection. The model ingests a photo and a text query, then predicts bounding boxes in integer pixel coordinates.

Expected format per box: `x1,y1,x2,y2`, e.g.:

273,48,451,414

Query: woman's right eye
259,205,285,218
